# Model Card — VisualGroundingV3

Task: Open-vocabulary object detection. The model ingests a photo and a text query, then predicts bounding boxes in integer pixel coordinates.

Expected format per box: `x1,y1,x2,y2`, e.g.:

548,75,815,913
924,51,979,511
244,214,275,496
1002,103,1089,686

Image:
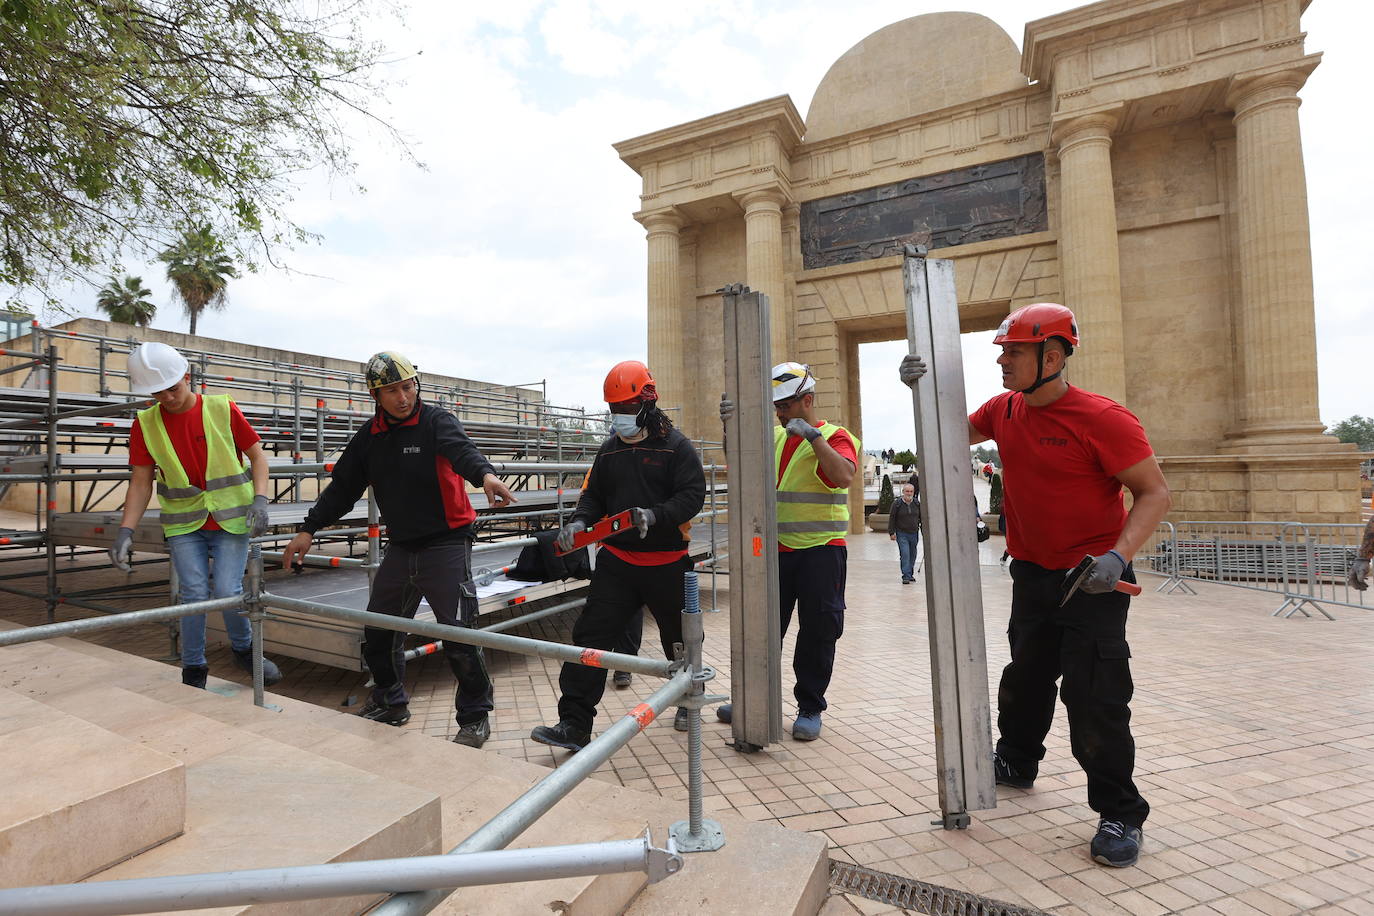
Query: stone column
639,209,685,410
1054,112,1126,403
737,187,790,364
1223,65,1326,447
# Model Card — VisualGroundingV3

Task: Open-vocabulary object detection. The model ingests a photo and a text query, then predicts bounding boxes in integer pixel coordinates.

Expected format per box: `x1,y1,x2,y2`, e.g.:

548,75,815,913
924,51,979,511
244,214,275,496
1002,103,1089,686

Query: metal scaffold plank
902,249,996,825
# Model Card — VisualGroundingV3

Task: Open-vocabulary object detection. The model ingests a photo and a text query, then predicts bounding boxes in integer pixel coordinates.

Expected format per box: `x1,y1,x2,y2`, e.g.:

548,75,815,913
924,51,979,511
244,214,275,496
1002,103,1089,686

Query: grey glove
1080,549,1128,595
245,495,270,538
630,507,656,538
1349,558,1371,592
784,417,821,441
109,526,134,572
899,353,928,388
556,519,587,553
719,393,735,424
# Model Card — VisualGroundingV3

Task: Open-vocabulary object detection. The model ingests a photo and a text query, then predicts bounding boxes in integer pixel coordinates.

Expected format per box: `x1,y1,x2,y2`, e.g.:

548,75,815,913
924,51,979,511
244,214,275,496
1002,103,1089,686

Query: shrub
877,473,894,514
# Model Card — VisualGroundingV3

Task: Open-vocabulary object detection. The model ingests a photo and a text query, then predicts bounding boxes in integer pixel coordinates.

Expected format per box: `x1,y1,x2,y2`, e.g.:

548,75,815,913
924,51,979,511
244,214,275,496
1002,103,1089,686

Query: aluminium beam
720,285,781,751
902,248,996,827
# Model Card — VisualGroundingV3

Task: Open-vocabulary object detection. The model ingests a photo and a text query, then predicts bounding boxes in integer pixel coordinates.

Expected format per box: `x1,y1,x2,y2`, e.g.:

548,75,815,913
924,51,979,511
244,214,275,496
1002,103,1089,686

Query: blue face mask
610,413,643,439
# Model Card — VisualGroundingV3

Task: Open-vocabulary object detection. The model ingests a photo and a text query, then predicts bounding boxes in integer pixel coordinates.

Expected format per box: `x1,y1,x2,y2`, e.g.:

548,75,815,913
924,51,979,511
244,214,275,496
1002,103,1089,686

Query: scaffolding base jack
670,818,725,852
931,811,971,830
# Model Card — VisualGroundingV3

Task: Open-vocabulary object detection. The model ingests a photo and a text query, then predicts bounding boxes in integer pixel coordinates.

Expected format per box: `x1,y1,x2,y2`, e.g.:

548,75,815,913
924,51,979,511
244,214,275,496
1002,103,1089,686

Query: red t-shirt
969,387,1153,570
778,424,858,551
130,397,260,532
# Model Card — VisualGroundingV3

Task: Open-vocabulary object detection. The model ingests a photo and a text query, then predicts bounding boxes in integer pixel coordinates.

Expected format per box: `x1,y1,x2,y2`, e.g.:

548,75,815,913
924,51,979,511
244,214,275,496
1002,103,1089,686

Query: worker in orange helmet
530,360,706,753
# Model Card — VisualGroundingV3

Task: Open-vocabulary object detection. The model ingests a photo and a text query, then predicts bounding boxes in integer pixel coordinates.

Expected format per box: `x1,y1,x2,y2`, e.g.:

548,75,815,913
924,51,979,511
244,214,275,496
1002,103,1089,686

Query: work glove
555,519,587,553
109,527,135,572
1079,549,1128,595
899,353,927,388
630,507,655,538
719,394,735,424
245,495,271,538
1349,558,1371,592
784,417,821,442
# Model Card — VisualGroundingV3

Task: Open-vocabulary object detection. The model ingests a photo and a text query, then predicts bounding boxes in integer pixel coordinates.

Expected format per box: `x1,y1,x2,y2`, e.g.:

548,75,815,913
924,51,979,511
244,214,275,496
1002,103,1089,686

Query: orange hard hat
603,360,656,404
993,303,1079,349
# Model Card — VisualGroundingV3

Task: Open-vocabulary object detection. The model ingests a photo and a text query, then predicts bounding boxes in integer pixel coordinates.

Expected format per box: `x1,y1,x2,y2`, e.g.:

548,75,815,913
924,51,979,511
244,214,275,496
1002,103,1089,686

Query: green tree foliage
971,444,1000,465
893,449,916,471
95,275,155,326
988,473,1004,515
877,473,894,514
1327,416,1374,452
0,0,401,306
160,226,236,335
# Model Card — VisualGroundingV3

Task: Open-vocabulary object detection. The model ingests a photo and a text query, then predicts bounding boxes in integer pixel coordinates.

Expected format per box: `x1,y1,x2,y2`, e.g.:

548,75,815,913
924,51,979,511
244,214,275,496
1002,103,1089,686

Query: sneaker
792,711,822,741
674,707,690,732
1090,819,1143,868
530,720,591,752
359,697,411,726
902,577,913,584
453,716,491,749
612,670,633,688
181,664,209,689
231,647,283,686
716,703,732,724
993,752,1035,788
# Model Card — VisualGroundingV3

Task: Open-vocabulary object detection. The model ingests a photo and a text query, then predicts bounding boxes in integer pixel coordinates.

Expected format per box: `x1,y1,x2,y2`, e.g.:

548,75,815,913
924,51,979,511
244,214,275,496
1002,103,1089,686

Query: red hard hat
993,303,1079,347
603,360,656,404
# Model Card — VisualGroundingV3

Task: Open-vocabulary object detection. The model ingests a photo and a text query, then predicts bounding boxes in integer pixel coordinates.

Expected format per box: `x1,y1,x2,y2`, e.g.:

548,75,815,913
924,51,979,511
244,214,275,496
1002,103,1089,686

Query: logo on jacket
402,446,421,454
1038,437,1068,447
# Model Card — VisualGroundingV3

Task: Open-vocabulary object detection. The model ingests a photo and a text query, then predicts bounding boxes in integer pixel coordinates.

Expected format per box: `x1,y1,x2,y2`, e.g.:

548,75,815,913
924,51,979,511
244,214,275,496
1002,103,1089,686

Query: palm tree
159,225,237,336
95,275,156,327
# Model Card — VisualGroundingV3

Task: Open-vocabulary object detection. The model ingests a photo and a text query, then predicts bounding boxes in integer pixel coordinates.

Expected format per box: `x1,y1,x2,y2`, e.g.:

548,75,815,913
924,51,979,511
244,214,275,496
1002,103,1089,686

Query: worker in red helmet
901,302,1171,869
530,360,706,753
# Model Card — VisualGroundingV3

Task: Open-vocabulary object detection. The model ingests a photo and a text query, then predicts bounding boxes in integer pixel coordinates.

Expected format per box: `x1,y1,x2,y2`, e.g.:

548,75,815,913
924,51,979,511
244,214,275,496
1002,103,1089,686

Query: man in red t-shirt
901,303,1171,869
109,342,280,689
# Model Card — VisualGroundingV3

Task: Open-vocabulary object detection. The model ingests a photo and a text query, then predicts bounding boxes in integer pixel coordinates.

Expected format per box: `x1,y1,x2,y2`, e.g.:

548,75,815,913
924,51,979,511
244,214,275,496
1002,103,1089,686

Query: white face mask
610,413,643,439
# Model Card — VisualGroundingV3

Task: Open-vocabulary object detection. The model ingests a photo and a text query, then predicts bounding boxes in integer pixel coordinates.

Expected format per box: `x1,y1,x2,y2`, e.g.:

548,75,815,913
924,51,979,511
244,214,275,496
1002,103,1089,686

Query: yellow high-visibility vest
774,421,859,550
138,395,254,537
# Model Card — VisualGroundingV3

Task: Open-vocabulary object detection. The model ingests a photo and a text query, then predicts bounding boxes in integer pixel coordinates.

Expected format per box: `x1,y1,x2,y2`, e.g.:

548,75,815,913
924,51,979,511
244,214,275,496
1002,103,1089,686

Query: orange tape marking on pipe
0,538,10,545
324,463,335,472
329,557,340,567
47,501,56,511
579,648,606,668
628,704,656,731
316,399,325,408
752,536,762,557
510,595,526,605
368,525,380,538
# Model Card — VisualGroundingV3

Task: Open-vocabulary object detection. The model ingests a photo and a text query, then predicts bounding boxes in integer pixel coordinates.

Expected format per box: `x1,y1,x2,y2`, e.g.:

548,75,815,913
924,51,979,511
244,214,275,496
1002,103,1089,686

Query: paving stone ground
4,525,1373,915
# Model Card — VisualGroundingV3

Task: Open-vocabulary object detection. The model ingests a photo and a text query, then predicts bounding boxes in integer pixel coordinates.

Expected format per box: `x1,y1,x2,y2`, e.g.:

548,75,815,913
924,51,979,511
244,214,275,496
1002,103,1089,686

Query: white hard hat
127,342,189,394
771,362,816,402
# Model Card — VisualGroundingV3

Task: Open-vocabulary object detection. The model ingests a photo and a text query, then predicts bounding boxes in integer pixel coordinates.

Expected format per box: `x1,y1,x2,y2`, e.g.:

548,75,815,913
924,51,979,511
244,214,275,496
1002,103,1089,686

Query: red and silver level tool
555,509,635,556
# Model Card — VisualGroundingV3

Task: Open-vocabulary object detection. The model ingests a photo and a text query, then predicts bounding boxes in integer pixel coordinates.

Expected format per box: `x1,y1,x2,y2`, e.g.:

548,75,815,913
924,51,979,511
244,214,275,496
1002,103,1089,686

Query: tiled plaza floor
4,529,1373,915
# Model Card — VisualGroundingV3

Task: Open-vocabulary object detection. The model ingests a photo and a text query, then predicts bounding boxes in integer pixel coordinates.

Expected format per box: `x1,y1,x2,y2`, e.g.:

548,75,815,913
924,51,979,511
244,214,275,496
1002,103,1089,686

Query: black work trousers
557,550,685,731
997,558,1149,828
779,544,847,715
363,540,494,725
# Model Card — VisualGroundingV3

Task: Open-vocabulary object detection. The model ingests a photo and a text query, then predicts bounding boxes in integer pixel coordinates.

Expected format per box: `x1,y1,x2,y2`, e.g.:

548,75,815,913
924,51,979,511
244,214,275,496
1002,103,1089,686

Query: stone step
0,687,185,890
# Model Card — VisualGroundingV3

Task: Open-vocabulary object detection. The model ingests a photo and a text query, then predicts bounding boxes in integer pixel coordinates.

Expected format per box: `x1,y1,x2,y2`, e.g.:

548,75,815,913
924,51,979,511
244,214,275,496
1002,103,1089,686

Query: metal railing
1138,519,1369,619
0,547,725,913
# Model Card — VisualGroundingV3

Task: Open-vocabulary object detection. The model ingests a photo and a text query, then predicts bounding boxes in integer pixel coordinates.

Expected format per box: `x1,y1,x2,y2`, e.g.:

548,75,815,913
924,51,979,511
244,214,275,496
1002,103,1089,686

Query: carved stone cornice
614,96,805,174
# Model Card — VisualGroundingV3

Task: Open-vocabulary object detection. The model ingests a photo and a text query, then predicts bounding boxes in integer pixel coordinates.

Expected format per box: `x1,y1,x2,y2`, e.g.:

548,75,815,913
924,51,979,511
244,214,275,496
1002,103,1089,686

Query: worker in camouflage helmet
110,342,283,689
283,351,516,748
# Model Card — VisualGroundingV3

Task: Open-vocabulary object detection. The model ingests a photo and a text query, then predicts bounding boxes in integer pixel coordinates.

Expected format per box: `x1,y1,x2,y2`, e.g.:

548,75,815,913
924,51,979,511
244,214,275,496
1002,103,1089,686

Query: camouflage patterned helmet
364,351,418,390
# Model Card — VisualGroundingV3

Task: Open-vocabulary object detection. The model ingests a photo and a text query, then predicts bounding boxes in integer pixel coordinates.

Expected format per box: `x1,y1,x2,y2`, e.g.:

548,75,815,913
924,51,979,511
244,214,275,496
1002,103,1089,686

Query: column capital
634,207,685,235
1226,55,1321,120
733,184,790,214
1052,110,1120,154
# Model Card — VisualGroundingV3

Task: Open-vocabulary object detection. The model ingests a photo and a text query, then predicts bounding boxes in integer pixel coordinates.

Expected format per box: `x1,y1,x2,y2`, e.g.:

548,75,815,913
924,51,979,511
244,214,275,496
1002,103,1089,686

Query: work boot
716,703,732,724
612,670,633,688
452,716,491,749
993,752,1035,788
231,646,283,686
792,711,822,741
530,720,591,752
181,665,209,689
674,707,690,732
1090,819,1143,868
359,696,411,726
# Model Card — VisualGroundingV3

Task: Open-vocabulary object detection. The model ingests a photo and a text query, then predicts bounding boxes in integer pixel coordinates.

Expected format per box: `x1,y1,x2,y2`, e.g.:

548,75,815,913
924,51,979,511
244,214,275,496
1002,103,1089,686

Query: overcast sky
46,1,1373,452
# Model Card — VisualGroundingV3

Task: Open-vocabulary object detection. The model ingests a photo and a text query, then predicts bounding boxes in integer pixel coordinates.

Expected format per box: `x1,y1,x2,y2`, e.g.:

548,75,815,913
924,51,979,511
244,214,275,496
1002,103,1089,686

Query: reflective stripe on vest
773,421,861,550
138,395,254,537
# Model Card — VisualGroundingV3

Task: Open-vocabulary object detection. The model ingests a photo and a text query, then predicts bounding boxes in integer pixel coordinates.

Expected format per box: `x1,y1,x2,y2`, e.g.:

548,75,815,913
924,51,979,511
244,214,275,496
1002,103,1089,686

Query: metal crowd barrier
0,546,725,913
1138,520,1369,619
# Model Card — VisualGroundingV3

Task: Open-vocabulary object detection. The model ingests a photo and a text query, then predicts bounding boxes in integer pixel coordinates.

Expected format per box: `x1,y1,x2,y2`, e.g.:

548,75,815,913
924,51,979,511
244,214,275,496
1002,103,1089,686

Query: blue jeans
895,530,920,581
167,527,251,667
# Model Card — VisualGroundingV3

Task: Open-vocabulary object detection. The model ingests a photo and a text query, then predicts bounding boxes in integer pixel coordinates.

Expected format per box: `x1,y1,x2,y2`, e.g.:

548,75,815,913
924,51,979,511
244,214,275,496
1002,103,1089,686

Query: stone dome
805,13,1028,143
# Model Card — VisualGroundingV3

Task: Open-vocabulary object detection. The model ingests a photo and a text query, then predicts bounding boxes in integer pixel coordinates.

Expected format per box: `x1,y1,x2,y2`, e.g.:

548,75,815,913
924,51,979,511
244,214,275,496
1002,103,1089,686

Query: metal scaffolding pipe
0,596,243,647
258,592,672,677
480,597,587,634
371,670,693,916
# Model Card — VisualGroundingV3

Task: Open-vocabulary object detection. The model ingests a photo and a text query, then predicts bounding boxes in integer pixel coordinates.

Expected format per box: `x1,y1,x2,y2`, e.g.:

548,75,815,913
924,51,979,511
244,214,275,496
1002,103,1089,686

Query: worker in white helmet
110,342,282,689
